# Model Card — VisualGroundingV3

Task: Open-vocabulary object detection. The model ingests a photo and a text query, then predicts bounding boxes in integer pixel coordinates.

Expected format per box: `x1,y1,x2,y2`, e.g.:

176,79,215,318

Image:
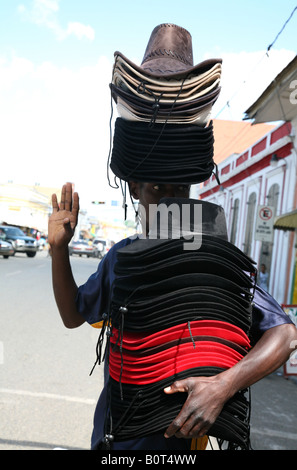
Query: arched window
266,183,280,210
243,192,257,256
230,198,239,245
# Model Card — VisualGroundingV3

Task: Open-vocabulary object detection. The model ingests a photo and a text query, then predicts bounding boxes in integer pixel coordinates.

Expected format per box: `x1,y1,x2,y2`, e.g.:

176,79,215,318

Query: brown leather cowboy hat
114,23,222,79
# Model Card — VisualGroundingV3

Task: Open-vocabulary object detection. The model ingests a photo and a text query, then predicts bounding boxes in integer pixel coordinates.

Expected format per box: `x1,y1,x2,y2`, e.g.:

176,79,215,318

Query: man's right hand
48,182,79,249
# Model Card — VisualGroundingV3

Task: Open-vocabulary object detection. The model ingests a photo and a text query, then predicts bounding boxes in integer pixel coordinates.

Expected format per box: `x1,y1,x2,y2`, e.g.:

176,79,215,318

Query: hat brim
114,51,222,80
114,55,222,88
110,83,221,112
110,119,216,183
108,373,250,448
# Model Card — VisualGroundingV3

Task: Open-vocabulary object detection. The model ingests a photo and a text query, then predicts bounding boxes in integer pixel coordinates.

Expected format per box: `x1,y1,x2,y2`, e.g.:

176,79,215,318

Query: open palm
48,183,80,248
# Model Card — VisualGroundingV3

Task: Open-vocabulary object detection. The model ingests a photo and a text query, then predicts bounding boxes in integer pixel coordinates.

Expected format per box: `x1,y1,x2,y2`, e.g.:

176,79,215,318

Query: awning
274,209,297,231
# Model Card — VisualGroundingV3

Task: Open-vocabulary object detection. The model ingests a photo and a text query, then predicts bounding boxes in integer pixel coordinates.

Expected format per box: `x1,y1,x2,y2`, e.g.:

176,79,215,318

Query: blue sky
0,0,296,206
1,0,296,64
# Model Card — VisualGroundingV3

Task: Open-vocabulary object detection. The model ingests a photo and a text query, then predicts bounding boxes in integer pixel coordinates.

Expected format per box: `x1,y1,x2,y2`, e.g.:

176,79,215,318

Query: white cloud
66,22,95,41
0,54,114,206
1,47,295,207
18,0,95,41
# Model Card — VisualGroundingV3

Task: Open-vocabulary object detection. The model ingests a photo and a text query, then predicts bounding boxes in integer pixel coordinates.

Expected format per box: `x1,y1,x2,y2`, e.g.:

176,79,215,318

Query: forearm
219,323,297,399
51,245,85,328
164,322,297,439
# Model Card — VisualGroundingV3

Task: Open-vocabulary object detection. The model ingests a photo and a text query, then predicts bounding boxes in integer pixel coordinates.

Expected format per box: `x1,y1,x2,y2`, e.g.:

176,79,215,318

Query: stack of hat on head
109,23,222,184
97,199,257,450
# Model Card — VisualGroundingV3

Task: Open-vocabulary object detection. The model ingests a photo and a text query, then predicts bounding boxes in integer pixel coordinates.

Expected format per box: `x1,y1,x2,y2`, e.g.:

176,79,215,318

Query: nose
163,185,176,198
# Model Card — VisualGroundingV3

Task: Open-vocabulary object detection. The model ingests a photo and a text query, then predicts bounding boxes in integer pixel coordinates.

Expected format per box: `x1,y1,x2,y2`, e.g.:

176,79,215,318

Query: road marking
252,427,297,441
0,388,96,405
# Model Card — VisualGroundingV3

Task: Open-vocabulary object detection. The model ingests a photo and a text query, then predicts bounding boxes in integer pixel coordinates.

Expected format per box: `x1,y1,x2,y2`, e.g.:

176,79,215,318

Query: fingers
164,405,208,440
59,184,66,210
163,379,192,438
163,378,213,439
55,182,78,215
51,193,59,212
60,182,74,211
164,380,189,395
72,191,80,218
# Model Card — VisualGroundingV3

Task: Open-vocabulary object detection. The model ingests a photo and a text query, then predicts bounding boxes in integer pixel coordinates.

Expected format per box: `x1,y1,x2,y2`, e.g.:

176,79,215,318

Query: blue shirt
76,236,292,450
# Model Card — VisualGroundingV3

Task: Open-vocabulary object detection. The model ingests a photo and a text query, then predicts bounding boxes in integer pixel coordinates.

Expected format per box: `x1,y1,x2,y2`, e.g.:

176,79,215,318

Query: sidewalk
250,368,297,450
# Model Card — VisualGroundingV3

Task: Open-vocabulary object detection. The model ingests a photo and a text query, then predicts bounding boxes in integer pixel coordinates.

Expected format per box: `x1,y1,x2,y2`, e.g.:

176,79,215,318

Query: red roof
212,119,276,164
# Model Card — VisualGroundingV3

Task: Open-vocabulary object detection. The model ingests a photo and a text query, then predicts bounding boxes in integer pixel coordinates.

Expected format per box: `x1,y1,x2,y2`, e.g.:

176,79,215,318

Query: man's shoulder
106,234,139,257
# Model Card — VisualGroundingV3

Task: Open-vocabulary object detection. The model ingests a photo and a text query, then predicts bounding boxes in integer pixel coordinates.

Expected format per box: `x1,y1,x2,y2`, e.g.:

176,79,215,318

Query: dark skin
49,182,297,440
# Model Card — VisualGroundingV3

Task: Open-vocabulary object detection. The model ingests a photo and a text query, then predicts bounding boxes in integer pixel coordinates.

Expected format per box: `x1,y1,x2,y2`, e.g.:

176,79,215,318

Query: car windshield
94,240,106,246
2,227,25,237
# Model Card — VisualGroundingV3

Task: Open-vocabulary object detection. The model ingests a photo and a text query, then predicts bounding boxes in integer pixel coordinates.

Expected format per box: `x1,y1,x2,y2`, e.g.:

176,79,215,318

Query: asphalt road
0,249,104,450
1,250,297,451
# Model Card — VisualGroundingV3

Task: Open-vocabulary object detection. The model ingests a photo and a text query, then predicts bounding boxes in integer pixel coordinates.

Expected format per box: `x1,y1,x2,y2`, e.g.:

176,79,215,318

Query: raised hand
48,182,80,249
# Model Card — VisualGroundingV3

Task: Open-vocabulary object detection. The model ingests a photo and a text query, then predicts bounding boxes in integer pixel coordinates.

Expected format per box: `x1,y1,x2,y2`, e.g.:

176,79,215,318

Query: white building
194,56,297,306
0,183,53,234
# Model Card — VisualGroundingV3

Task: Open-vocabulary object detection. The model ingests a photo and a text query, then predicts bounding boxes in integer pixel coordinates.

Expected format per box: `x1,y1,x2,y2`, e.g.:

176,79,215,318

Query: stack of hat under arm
100,199,257,450
109,23,222,184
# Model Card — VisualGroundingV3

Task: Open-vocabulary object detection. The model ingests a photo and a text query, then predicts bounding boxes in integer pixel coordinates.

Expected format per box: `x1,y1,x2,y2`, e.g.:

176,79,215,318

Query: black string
107,89,119,190
123,74,190,181
136,80,165,126
89,313,109,376
187,321,196,349
120,180,128,220
213,162,221,186
267,6,297,52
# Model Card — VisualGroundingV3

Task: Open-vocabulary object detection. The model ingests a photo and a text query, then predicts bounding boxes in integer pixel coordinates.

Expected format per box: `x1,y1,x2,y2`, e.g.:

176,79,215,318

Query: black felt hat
107,373,251,449
110,118,216,184
110,198,255,335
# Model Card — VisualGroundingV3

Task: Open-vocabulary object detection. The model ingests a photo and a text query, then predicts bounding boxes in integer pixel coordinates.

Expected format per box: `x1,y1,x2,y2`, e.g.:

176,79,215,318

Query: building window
243,192,257,256
259,183,280,288
230,198,239,245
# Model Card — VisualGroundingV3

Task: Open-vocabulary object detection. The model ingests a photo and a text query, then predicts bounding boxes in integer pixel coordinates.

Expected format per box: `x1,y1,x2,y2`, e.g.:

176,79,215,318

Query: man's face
129,182,191,234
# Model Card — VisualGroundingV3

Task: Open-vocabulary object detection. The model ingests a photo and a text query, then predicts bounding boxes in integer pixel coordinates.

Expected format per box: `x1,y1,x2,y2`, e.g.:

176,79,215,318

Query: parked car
0,238,14,258
0,225,38,257
69,240,96,257
92,239,107,259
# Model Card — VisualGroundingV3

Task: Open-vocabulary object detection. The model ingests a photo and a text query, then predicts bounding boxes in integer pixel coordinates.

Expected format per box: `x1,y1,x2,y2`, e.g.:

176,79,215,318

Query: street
0,250,103,450
0,251,297,450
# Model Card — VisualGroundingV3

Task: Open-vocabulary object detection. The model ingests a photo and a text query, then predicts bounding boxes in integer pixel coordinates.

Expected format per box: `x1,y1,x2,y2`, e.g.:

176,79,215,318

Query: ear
128,181,140,200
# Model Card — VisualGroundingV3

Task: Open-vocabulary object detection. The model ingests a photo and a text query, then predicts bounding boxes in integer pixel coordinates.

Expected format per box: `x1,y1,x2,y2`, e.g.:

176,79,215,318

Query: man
49,23,297,450
48,181,297,450
258,263,269,292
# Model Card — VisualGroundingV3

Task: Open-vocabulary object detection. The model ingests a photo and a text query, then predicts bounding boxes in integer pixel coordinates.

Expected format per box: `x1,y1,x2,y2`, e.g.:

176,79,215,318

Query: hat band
142,48,193,67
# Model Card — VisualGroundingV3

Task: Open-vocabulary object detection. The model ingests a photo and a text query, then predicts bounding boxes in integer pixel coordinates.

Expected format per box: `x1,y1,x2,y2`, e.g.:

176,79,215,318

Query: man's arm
164,322,297,439
49,183,85,329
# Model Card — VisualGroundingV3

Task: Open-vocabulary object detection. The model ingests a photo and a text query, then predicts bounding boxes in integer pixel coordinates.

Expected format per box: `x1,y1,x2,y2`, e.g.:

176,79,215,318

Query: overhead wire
267,6,297,52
